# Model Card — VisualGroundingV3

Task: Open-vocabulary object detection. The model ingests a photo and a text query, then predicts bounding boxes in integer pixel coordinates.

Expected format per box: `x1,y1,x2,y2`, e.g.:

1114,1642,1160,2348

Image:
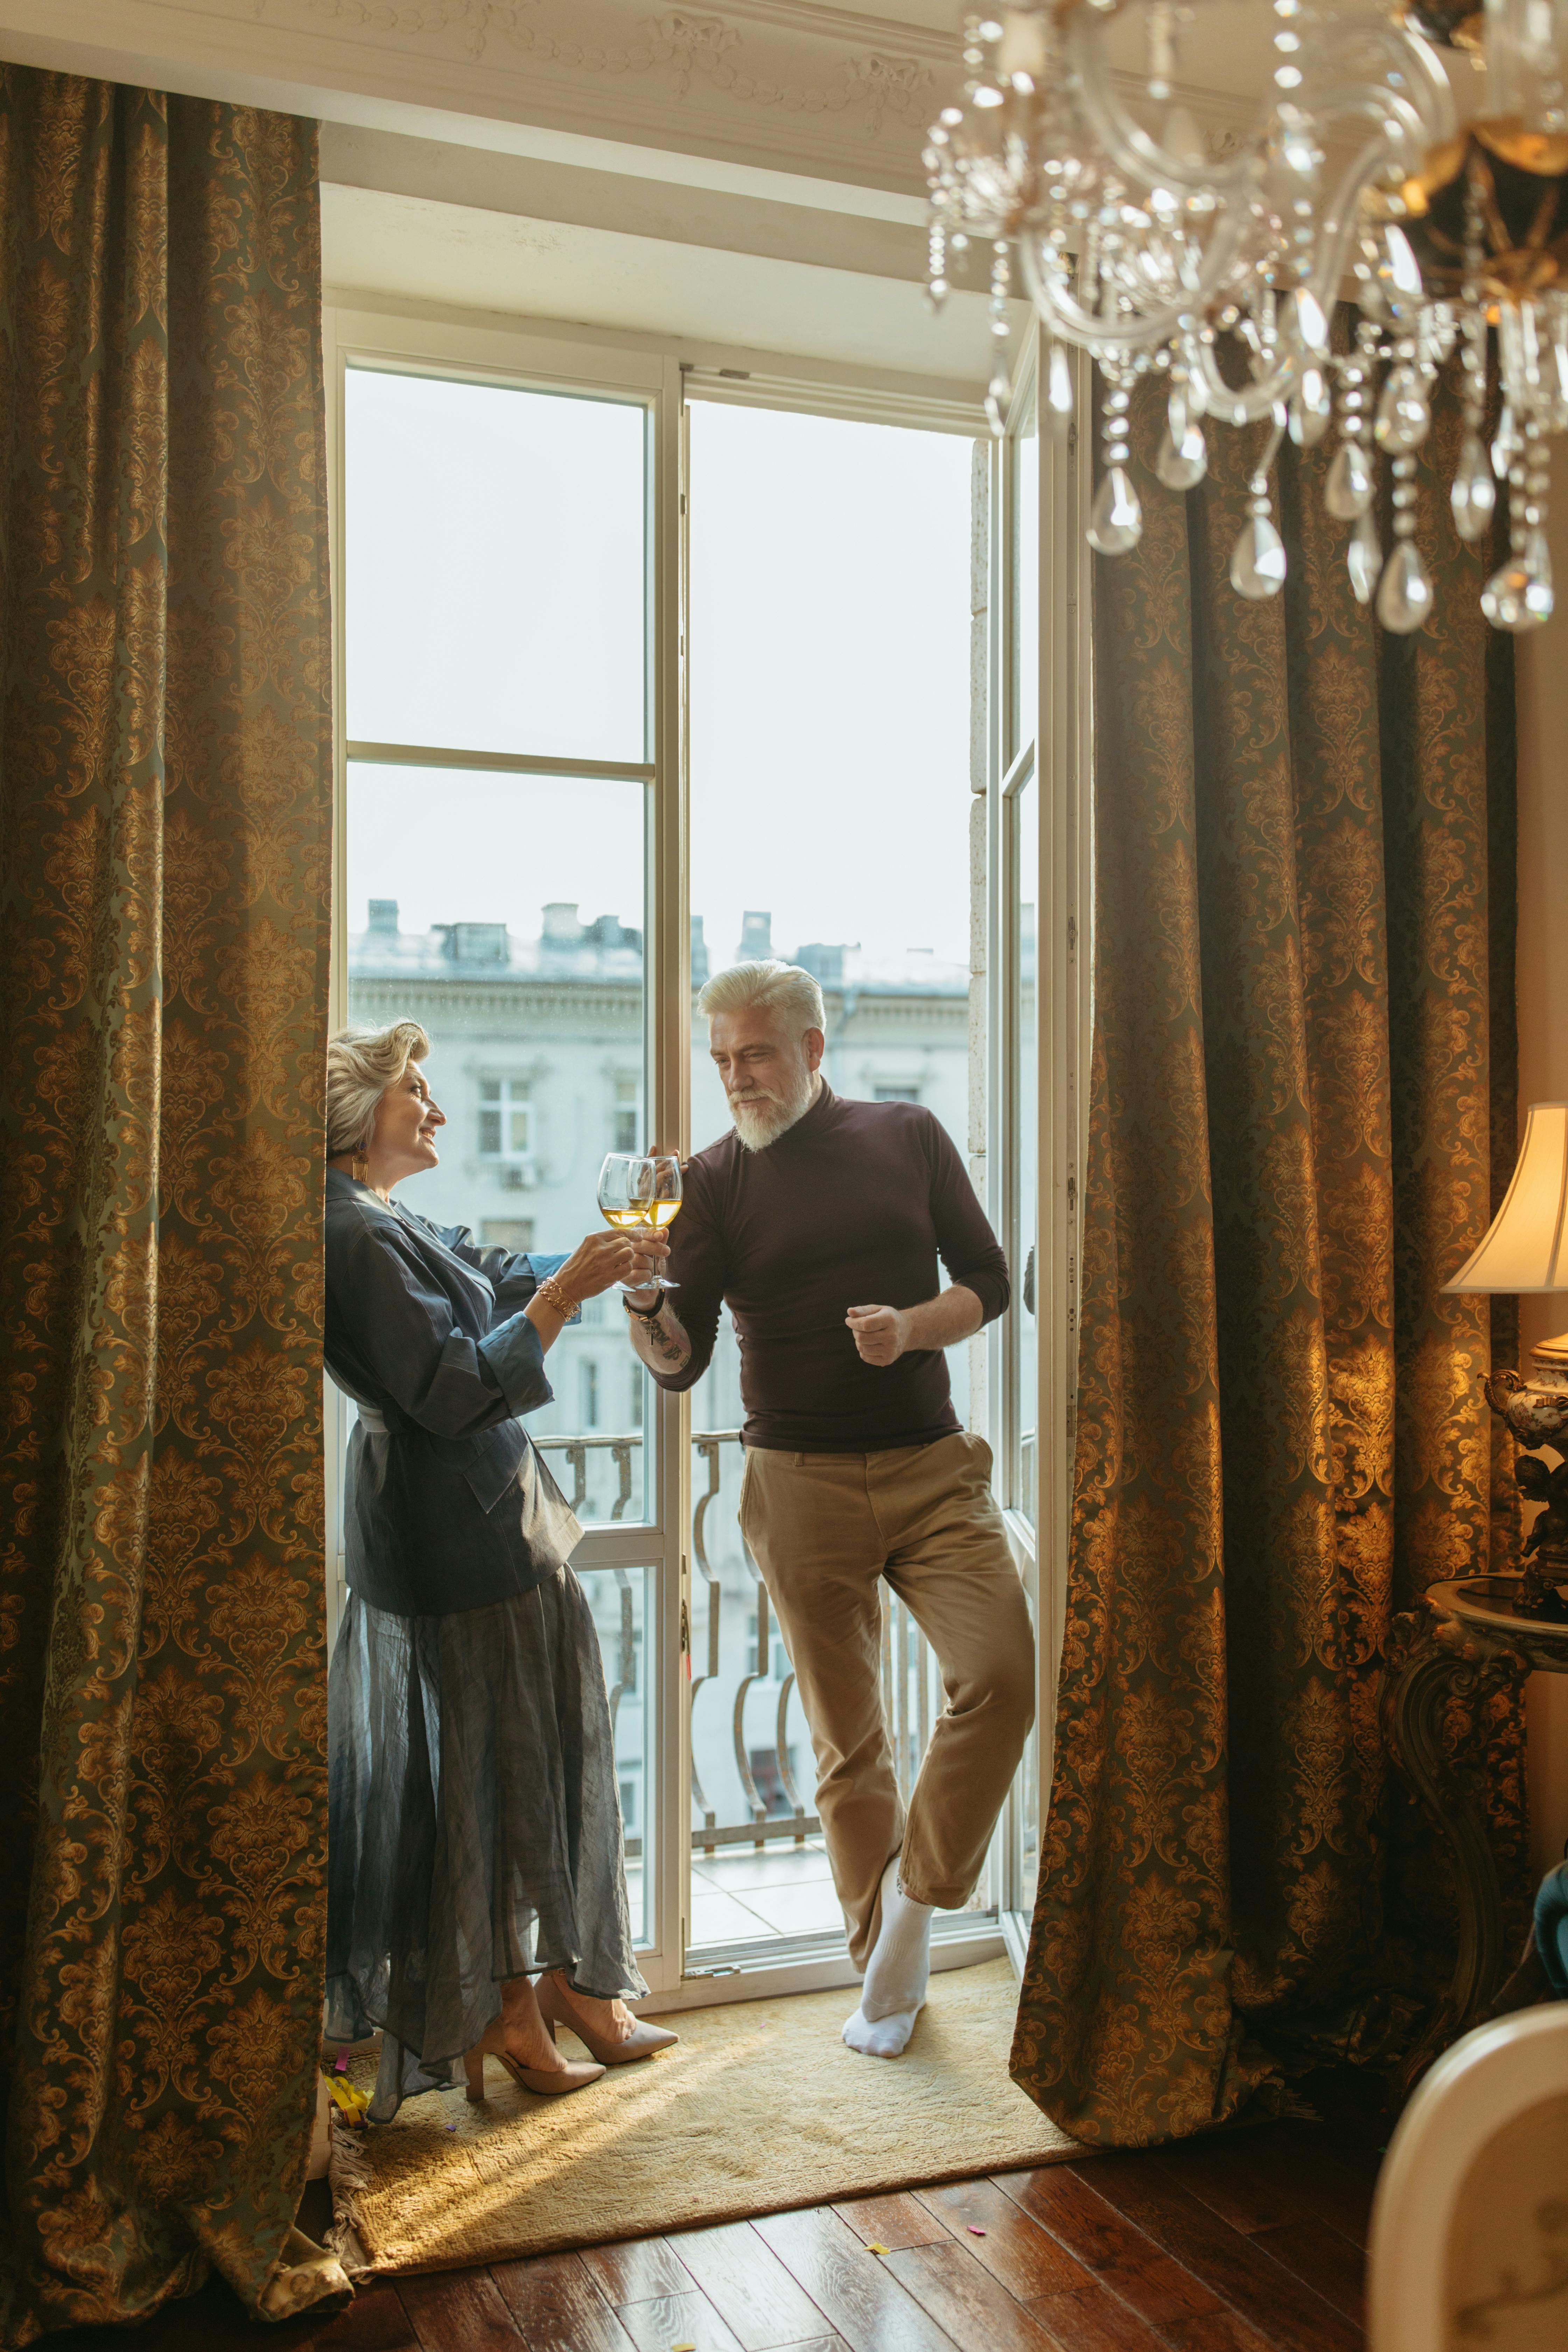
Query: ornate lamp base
1483,1328,1568,1622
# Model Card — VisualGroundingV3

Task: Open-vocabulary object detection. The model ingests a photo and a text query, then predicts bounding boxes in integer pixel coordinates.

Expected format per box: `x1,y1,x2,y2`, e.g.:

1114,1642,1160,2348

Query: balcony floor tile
733,1878,850,1937
688,1888,777,1945
691,1841,833,1893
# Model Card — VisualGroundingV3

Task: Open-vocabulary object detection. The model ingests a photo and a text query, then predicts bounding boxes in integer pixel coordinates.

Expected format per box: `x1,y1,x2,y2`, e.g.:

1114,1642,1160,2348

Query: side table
1381,1578,1568,2083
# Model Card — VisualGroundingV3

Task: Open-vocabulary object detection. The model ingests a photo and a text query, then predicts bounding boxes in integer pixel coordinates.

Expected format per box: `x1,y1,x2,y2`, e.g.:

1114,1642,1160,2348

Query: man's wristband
622,1289,663,1321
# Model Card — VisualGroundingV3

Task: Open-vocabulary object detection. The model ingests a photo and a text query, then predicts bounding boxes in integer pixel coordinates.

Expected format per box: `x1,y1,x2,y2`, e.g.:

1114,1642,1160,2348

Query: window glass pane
1013,378,1039,763
684,401,983,1954
346,760,650,1523
345,368,647,763
1014,777,1038,1527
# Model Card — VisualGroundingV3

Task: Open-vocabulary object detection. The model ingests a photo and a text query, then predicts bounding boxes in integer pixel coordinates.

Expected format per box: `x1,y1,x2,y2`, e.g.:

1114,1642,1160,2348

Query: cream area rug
328,1957,1085,2277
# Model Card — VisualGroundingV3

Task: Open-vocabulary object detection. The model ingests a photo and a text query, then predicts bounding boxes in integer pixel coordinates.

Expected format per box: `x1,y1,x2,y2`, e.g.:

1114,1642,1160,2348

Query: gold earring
351,1152,369,1185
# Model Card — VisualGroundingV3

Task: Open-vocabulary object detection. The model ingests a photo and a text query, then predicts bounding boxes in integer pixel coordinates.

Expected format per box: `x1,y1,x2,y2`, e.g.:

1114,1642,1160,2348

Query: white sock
842,2005,921,2058
842,1857,932,2059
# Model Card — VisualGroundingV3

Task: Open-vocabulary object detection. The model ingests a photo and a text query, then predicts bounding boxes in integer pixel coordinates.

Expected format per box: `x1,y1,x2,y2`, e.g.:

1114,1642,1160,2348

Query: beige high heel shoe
463,2025,604,2102
536,1970,680,2065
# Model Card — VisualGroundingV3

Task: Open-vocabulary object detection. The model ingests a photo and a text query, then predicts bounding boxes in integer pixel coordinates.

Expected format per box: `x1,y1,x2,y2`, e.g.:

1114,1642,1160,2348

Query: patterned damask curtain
0,72,336,2335
1012,354,1528,2142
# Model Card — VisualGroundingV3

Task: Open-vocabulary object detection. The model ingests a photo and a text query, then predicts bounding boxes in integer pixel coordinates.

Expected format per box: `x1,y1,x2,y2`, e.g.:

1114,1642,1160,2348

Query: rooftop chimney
367,899,399,933
542,902,582,945
449,922,507,964
739,910,772,961
691,914,709,987
796,942,849,986
581,913,643,954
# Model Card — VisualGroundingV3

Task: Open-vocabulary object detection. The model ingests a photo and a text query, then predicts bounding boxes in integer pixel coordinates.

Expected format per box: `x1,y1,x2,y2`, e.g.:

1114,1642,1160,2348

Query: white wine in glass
597,1154,681,1289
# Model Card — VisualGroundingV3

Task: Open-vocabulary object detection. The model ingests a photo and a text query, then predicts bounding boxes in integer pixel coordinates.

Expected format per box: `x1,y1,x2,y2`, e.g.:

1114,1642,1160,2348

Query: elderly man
623,959,1034,2056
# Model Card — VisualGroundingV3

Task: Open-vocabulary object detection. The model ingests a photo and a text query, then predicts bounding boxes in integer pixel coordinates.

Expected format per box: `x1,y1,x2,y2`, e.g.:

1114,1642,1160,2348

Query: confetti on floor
967,2224,987,2235
866,2242,890,2255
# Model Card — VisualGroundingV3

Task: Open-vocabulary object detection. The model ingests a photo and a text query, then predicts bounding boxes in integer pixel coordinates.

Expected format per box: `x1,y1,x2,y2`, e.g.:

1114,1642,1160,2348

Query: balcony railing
537,1429,947,1871
691,1430,815,1855
536,1434,640,1737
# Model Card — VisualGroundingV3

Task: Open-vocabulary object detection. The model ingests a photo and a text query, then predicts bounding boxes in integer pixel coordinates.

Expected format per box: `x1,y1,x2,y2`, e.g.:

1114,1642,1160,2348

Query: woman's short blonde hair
326,1020,430,1157
697,959,826,1037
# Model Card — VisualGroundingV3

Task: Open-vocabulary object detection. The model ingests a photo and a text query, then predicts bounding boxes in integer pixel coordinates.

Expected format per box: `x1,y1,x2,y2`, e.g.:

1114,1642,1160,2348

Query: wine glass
597,1153,681,1290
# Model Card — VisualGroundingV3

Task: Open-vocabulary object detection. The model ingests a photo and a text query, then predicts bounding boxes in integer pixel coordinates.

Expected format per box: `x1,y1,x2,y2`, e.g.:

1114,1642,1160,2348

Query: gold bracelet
534,1274,579,1320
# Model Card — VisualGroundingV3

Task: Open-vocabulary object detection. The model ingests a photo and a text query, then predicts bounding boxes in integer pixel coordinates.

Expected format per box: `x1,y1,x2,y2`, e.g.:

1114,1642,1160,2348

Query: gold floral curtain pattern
1011,355,1527,2143
0,72,333,2337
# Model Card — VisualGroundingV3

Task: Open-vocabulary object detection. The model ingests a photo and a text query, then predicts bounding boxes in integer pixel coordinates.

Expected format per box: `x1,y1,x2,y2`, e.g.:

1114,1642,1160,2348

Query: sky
345,372,975,971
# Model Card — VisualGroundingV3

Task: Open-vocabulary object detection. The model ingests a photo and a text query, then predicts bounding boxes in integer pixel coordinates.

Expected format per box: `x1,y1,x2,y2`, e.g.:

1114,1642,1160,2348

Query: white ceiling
322,181,1001,382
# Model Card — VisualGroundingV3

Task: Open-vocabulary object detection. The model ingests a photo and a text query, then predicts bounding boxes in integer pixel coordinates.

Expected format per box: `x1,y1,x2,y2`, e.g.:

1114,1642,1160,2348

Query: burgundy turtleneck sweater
651,1084,1010,1452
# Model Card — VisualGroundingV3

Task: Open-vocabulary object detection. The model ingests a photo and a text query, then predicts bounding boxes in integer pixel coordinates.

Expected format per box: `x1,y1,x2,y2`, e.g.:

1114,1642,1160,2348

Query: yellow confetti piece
671,2342,697,2350
866,2242,890,2255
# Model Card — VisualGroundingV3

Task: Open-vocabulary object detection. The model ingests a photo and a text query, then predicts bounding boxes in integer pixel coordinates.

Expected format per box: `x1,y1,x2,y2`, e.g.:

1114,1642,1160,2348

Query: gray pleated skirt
325,1567,646,2121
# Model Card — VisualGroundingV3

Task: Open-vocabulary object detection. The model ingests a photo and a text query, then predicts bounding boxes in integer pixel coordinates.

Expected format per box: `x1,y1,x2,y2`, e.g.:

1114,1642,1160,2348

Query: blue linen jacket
324,1166,582,1615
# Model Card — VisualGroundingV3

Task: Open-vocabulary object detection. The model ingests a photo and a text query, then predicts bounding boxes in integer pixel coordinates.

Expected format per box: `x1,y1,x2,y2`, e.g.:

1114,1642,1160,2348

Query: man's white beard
729,1066,816,1153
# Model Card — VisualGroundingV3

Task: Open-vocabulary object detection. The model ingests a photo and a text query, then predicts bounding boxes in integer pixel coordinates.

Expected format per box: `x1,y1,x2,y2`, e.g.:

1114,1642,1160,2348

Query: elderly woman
323,1019,675,2121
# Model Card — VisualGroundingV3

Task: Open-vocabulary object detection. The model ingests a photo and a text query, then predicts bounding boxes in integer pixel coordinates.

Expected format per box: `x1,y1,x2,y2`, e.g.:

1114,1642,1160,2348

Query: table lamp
1446,1100,1568,1619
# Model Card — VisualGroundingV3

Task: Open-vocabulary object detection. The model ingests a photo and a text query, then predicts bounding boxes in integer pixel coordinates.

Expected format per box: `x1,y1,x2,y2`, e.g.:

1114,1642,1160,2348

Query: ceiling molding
0,0,1260,200
0,0,946,192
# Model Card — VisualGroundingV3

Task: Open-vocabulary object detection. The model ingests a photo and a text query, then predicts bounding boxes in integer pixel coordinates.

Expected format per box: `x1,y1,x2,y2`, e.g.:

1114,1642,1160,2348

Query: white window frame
322,294,1086,2009
986,325,1093,1969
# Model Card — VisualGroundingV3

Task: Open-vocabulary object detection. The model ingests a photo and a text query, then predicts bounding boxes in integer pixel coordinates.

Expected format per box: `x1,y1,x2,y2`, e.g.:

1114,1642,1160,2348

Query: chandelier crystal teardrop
924,0,1568,632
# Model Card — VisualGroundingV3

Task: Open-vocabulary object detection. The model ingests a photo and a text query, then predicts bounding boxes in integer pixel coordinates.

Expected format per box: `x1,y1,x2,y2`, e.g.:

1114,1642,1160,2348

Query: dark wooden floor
56,2116,1381,2352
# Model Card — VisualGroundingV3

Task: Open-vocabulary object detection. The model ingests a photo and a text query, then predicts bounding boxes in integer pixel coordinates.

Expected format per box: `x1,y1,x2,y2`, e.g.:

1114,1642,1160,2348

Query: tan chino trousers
739,1432,1035,1972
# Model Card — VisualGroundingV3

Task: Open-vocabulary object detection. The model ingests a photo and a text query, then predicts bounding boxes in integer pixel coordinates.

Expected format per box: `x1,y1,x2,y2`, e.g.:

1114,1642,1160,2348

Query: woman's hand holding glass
556,1227,670,1303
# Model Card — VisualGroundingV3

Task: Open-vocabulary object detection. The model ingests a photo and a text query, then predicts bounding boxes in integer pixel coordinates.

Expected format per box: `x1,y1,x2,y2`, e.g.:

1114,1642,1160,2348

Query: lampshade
1446,1102,1568,1294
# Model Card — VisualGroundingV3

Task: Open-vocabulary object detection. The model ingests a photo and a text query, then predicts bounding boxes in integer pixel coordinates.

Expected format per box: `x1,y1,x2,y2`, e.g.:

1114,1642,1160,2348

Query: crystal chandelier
925,2,1568,632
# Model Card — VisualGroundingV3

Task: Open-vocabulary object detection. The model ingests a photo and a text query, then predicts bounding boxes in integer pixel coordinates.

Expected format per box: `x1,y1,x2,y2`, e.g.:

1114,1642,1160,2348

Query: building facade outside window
613,1076,640,1152
479,1076,532,1161
480,1218,534,1251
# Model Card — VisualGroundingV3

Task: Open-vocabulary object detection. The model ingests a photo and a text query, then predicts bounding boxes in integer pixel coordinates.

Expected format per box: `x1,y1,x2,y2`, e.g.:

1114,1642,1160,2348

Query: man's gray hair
698,959,826,1036
326,1020,430,1157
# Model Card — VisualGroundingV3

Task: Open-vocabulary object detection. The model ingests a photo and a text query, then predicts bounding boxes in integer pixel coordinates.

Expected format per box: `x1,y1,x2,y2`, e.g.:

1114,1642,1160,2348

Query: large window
684,399,986,1955
327,308,1073,2002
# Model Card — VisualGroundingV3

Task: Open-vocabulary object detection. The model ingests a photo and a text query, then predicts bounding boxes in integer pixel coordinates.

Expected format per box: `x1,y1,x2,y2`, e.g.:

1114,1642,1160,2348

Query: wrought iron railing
536,1434,641,1734
690,1430,814,1855
537,1428,946,1867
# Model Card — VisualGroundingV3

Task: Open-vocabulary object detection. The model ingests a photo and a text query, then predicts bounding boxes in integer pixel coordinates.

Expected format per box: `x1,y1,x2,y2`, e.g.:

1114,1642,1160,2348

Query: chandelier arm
1020,198,1258,359
1024,111,1423,401
1325,18,1457,150
1298,123,1434,312
1063,9,1451,205
1063,8,1270,198
1190,342,1302,427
